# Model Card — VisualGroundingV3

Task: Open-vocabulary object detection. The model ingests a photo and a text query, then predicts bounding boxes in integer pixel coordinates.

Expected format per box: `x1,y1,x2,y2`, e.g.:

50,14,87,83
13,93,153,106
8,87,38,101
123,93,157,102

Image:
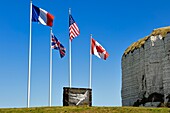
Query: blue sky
0,0,170,108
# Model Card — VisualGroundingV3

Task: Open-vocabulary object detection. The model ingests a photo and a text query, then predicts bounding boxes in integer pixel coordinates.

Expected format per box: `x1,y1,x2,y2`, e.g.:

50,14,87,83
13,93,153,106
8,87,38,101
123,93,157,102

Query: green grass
0,106,170,113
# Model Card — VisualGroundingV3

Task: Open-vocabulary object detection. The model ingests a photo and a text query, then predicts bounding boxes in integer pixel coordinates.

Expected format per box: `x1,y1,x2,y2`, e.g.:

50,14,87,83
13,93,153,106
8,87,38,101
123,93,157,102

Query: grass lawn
0,106,170,113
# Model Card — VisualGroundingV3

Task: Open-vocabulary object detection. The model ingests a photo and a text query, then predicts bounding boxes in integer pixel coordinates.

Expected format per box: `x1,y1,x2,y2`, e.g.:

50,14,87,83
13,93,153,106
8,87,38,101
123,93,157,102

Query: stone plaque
63,87,92,106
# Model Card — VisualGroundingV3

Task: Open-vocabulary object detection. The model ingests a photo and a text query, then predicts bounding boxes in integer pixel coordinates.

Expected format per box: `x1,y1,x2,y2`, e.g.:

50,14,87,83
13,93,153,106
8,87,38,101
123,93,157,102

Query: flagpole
69,8,72,88
49,28,53,107
89,34,92,89
27,0,32,108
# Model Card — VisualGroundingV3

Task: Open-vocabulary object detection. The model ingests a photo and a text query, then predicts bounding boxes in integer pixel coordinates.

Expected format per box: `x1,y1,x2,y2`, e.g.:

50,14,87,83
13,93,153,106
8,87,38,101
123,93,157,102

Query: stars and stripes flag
69,14,80,40
91,38,109,60
51,33,66,58
32,4,54,27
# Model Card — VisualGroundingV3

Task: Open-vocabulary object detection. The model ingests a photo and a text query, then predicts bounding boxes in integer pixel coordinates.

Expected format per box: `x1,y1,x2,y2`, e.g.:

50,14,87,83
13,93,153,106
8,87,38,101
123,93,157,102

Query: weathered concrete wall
121,28,170,107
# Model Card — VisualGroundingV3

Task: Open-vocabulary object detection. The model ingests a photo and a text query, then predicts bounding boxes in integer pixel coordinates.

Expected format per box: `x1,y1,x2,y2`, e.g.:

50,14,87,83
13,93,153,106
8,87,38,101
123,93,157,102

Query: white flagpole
49,28,53,106
27,0,32,108
89,34,92,89
69,8,72,88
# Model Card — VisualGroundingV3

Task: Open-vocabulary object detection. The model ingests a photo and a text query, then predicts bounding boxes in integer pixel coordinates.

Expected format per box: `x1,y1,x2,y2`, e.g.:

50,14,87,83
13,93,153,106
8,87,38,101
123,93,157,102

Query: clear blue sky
0,0,170,108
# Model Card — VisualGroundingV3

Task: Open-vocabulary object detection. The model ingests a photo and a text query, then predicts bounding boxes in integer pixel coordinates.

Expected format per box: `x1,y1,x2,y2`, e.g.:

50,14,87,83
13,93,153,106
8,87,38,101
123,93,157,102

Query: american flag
69,15,80,40
51,33,66,58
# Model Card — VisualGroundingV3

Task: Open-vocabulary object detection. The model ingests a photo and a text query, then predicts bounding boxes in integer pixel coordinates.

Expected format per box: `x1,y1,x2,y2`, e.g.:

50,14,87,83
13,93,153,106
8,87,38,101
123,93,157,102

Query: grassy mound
0,106,170,113
124,26,170,56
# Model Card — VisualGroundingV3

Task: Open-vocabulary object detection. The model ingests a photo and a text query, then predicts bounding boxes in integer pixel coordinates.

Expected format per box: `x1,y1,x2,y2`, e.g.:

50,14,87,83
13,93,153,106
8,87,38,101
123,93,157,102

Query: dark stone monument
63,87,92,106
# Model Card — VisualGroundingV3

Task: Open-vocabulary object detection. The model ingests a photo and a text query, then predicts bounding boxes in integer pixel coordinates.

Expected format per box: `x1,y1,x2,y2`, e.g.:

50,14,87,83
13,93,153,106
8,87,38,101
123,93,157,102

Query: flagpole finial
69,8,71,15
90,34,92,38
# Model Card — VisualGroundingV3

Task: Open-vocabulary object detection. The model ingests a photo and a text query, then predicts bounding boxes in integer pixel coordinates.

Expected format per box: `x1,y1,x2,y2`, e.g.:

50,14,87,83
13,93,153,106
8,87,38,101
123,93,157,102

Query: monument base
63,87,92,106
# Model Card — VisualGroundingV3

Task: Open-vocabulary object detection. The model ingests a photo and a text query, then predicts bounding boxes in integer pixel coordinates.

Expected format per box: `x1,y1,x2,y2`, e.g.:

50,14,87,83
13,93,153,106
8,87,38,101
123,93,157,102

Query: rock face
121,26,170,107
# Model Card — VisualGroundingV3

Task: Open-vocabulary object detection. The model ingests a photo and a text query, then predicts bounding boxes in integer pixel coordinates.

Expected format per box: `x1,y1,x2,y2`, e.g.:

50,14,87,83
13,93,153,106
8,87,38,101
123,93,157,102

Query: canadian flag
91,38,109,60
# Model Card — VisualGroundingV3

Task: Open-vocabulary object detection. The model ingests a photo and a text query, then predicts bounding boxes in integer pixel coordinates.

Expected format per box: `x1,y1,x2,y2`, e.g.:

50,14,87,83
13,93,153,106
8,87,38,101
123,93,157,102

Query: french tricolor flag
32,4,54,27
